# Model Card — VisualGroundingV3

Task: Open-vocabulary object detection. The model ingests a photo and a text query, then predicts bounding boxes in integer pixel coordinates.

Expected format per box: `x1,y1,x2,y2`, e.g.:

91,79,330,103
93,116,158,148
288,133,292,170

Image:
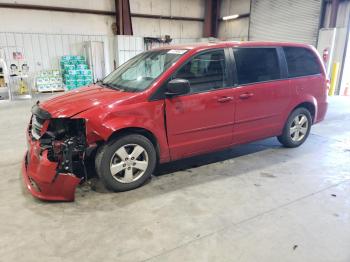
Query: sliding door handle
239,93,254,99
217,96,233,103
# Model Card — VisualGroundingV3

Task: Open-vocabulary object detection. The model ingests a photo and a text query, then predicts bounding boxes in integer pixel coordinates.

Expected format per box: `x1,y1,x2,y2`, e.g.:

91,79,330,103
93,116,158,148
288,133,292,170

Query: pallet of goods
36,70,64,93
60,55,93,90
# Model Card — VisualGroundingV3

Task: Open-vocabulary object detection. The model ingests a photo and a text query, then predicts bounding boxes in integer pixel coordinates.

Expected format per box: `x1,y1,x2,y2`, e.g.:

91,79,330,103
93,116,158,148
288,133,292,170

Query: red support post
203,0,220,38
115,0,133,35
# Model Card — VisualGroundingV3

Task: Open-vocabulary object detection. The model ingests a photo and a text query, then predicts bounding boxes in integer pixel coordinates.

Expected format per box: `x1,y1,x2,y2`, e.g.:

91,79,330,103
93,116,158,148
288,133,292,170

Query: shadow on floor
154,138,281,176
82,137,288,200
23,136,316,210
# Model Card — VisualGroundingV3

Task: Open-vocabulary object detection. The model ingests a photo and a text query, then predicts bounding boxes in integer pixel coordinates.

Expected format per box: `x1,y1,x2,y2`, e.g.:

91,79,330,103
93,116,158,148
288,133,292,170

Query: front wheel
277,107,312,148
95,134,157,192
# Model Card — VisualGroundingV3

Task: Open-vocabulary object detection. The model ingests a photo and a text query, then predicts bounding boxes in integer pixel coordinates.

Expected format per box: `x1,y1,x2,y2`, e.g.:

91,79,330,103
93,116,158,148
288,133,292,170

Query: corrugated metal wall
249,0,322,45
0,32,113,74
0,32,202,79
115,36,200,66
115,36,144,66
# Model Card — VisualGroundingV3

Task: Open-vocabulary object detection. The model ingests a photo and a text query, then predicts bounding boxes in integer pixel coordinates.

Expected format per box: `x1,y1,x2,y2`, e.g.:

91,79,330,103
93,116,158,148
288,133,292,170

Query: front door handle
217,96,233,103
239,92,254,99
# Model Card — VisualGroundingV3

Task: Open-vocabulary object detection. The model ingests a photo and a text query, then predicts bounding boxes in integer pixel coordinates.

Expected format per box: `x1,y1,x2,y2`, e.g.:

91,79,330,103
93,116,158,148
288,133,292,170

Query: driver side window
172,49,228,93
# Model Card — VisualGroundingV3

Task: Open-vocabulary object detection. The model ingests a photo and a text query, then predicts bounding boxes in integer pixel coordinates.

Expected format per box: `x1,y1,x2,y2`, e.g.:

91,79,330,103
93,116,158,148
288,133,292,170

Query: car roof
154,41,313,51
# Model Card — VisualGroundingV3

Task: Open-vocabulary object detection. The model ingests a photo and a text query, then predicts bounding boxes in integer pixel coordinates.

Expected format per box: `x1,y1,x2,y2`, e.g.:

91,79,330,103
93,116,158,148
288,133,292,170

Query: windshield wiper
98,82,125,91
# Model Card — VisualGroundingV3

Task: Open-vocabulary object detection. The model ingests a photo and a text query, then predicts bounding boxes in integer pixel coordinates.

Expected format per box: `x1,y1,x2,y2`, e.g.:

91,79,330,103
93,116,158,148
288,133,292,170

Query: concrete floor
0,96,349,262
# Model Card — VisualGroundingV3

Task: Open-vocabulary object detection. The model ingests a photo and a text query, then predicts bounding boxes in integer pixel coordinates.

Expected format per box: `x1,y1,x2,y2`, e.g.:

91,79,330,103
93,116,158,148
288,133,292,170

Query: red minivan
23,41,328,201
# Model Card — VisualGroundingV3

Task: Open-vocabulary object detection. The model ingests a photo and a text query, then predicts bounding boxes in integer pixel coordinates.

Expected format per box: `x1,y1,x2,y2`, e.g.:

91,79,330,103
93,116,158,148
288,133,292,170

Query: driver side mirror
165,78,190,97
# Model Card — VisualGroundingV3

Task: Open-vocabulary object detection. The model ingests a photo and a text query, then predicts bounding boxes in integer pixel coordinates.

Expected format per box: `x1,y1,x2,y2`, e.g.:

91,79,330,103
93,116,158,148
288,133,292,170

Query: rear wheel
277,107,312,148
95,134,157,192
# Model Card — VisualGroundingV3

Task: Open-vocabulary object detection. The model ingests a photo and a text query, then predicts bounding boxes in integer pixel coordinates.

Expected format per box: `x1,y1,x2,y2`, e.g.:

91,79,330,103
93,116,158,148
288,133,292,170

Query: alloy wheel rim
290,114,308,142
109,144,149,183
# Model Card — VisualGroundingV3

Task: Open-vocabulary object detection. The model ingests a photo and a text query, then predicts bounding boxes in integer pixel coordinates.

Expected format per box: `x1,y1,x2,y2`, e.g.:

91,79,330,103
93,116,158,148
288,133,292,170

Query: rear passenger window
173,49,228,93
233,48,281,85
283,47,321,78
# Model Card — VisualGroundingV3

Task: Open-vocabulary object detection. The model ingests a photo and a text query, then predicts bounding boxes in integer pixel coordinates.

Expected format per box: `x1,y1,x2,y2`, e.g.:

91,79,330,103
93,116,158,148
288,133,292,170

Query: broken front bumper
22,136,81,202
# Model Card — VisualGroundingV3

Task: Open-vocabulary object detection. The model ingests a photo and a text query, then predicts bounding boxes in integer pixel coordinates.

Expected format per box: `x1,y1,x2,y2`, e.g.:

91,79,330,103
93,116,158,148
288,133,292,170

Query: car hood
40,85,136,118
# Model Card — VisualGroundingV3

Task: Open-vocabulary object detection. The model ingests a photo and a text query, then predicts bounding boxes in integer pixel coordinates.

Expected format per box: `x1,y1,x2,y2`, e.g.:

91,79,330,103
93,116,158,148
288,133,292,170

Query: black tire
277,107,312,148
95,134,157,192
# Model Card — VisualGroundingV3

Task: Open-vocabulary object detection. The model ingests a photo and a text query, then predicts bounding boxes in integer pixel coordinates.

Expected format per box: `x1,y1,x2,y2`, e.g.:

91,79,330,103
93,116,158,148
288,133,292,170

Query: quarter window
233,48,281,85
283,47,321,77
173,49,228,93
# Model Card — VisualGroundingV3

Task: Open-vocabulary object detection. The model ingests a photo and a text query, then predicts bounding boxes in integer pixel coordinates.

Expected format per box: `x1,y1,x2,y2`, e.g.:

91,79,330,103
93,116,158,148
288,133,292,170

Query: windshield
102,49,187,92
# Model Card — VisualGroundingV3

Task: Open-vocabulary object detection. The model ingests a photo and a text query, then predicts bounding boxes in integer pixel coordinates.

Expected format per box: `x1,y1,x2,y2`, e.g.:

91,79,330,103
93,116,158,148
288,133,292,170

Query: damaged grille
40,118,87,177
28,103,88,180
31,115,45,140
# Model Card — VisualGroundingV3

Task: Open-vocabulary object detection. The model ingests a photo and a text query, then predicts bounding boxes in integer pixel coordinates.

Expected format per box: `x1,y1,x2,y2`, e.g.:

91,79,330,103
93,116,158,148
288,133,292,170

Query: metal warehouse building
0,1,349,261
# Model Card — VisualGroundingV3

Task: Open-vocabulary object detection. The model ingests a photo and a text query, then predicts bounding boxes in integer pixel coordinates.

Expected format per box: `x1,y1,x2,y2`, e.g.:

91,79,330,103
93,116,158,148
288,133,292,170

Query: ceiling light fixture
222,14,240,21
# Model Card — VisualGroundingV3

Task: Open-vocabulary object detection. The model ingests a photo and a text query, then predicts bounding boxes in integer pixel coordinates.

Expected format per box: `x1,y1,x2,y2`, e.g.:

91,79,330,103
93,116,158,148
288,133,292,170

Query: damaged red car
23,41,328,201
